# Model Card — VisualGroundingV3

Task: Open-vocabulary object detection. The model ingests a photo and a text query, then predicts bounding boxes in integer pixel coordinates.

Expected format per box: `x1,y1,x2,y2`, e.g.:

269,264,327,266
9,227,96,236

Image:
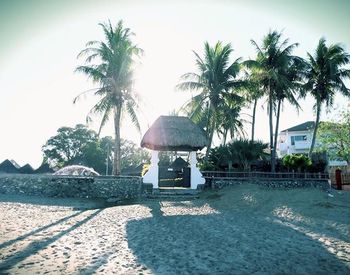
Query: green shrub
282,154,312,172
207,139,268,171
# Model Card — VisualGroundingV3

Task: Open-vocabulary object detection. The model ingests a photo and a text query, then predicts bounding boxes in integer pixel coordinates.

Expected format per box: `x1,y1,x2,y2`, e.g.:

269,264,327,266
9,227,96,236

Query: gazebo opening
140,116,208,189
159,152,190,188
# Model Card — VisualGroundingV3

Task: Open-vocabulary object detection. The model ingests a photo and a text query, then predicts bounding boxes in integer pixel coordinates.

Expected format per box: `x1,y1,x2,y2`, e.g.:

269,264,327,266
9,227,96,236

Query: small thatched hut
0,159,19,173
141,116,207,151
141,116,207,189
34,163,54,174
19,164,35,174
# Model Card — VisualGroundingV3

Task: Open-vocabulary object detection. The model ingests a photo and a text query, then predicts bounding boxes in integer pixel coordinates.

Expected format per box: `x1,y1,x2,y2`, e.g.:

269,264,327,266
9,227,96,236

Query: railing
341,173,350,185
201,171,329,180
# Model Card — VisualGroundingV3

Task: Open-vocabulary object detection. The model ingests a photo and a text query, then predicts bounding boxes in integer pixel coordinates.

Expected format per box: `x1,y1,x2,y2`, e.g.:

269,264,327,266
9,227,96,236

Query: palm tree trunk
223,128,228,146
269,91,275,172
113,106,122,175
251,98,257,142
205,120,216,160
309,99,321,157
205,104,216,160
273,100,282,170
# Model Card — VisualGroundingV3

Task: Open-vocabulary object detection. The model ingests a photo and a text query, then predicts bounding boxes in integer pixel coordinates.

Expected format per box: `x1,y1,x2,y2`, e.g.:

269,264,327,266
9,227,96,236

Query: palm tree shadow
0,194,108,210
0,210,85,251
0,209,103,273
125,196,350,274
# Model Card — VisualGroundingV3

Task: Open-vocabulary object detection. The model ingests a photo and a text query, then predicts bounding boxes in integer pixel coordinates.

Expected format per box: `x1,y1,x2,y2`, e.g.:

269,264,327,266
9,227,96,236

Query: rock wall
0,174,143,200
210,178,330,190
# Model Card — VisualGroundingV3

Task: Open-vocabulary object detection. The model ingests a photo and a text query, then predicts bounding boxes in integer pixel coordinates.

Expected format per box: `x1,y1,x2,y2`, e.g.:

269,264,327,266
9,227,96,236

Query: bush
282,154,312,172
207,139,268,171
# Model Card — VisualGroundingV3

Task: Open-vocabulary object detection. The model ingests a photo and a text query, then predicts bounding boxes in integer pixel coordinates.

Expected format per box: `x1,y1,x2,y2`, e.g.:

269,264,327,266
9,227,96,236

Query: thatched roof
54,165,99,176
19,164,35,174
0,159,19,173
141,116,208,151
34,163,54,174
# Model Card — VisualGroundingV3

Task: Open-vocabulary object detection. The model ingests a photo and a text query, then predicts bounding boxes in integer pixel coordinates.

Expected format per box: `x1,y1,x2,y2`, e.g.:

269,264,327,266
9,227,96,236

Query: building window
291,135,307,145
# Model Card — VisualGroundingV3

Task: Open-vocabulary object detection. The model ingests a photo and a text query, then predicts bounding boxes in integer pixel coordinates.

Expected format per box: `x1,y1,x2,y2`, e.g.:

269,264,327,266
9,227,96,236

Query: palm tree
303,38,350,156
246,30,300,172
177,41,245,159
216,94,246,145
244,69,264,142
75,20,142,175
272,56,306,162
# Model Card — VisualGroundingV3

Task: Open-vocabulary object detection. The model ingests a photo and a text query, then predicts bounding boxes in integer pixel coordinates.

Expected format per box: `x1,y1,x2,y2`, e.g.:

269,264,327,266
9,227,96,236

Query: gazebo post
143,150,159,189
189,151,205,189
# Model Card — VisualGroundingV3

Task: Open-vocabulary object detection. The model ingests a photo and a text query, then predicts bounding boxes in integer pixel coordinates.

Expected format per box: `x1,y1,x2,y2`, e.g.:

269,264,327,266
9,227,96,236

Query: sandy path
0,185,349,274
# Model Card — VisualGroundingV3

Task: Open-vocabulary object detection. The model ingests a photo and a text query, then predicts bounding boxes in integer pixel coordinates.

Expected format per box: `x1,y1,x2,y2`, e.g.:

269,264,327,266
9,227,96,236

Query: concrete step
147,188,200,199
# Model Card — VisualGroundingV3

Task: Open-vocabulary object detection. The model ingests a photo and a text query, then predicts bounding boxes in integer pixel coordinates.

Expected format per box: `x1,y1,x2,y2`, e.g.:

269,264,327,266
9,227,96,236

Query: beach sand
0,184,349,274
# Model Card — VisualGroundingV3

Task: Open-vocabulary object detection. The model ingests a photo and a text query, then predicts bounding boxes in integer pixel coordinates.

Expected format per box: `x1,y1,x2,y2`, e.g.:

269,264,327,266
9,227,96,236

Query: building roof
141,116,208,151
0,159,19,173
34,163,54,174
19,164,35,174
170,157,189,170
281,121,315,133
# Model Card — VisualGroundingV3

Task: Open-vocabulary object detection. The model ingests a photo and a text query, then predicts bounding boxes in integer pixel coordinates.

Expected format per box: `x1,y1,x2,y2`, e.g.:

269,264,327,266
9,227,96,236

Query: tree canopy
317,108,350,162
42,124,149,174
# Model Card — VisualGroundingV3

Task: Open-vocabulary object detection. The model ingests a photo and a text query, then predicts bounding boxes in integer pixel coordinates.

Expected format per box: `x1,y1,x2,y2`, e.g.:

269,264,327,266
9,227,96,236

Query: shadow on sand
0,209,103,273
125,192,350,274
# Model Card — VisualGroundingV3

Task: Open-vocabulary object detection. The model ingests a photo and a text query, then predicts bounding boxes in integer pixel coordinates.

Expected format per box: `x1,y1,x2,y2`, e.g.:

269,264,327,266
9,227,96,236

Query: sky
0,0,350,168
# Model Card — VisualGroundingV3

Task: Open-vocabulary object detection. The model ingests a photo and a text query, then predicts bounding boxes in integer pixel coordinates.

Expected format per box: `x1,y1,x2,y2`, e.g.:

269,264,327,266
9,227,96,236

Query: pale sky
0,0,349,168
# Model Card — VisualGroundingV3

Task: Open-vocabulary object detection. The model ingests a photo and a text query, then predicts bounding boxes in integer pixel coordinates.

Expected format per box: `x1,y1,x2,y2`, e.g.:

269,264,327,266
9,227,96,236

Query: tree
120,139,150,170
282,154,312,172
177,41,245,159
244,70,264,142
216,94,246,145
302,38,350,156
42,124,149,174
317,109,350,162
246,30,301,172
42,124,98,168
75,20,143,175
208,139,268,171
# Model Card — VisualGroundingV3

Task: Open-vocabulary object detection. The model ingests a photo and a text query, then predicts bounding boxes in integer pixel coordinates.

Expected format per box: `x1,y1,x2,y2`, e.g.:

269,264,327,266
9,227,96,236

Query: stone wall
0,174,143,200
209,177,330,190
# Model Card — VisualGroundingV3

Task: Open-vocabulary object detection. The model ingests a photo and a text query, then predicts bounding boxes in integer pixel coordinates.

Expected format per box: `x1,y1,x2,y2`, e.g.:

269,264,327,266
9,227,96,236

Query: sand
0,184,349,274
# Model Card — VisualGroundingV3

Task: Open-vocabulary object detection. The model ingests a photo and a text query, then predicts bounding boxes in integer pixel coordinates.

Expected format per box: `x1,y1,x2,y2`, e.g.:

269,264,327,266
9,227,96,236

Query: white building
277,121,347,167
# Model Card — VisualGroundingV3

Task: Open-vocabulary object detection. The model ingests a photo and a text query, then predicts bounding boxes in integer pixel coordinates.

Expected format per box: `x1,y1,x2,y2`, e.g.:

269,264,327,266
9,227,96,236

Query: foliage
120,139,150,170
177,41,246,158
42,124,98,168
207,139,268,171
245,30,303,172
282,154,312,172
158,151,172,166
302,38,350,156
317,109,350,162
42,124,149,174
75,20,143,175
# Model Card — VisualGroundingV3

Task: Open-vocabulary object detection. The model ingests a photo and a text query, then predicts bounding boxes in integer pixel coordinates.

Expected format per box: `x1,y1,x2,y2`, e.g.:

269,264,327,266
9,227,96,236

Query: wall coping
0,173,141,180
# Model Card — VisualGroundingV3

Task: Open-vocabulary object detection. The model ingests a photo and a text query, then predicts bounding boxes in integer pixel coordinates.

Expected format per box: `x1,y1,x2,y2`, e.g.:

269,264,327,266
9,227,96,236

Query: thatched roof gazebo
141,116,207,151
141,116,208,189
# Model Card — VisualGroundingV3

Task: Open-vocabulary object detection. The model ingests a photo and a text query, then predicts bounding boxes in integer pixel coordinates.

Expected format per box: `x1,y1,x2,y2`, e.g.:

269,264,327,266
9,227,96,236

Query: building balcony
294,141,310,149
